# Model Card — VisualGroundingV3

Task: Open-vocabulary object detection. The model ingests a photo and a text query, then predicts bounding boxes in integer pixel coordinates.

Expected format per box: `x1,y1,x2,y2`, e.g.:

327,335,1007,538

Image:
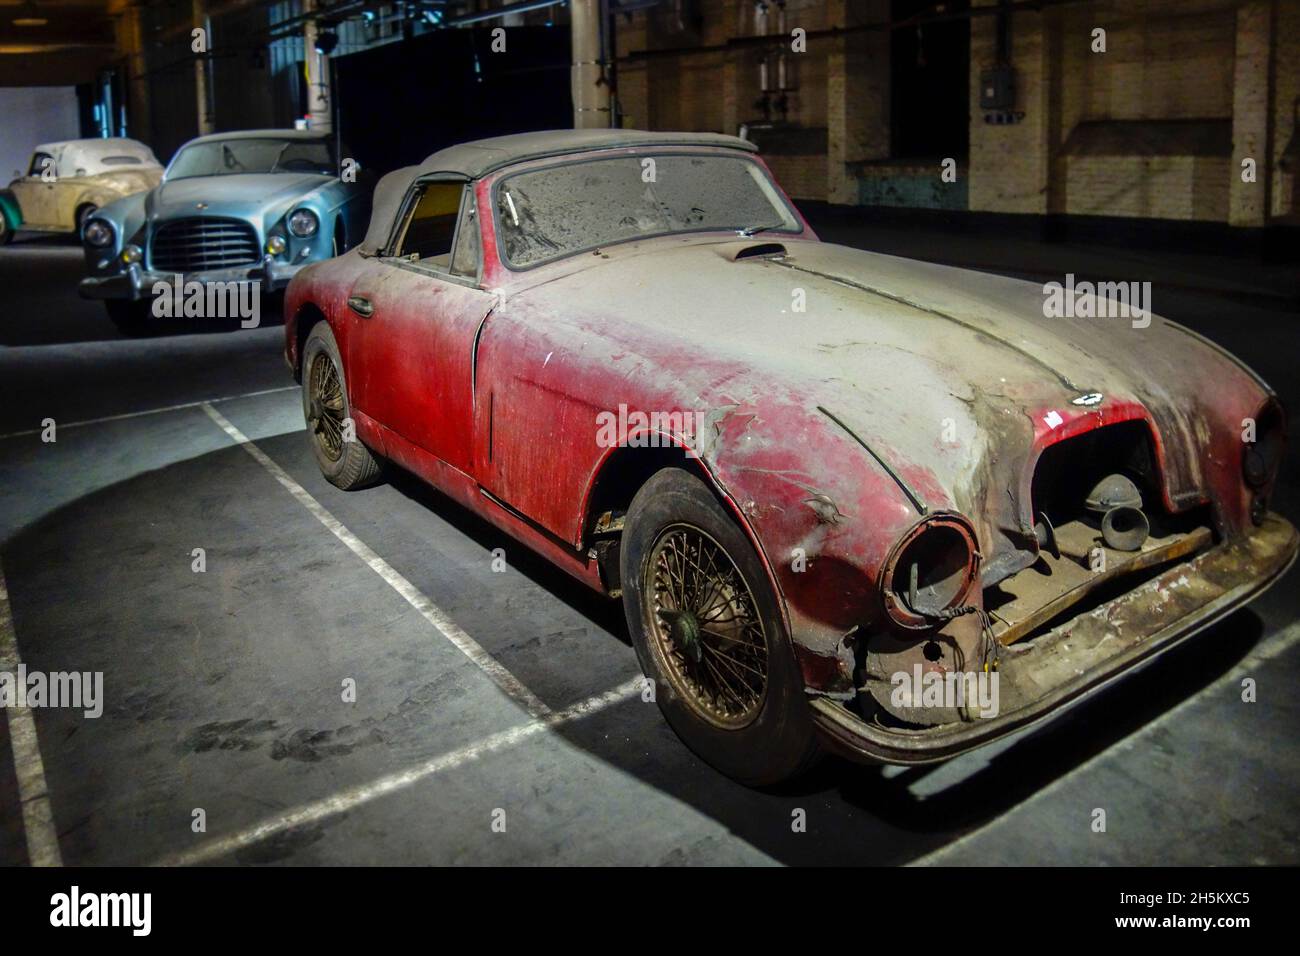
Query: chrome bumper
79,256,304,301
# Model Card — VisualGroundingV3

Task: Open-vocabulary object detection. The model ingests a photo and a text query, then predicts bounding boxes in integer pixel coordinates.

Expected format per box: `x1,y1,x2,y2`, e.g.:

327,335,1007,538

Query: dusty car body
0,138,162,242
283,129,1296,785
78,129,369,328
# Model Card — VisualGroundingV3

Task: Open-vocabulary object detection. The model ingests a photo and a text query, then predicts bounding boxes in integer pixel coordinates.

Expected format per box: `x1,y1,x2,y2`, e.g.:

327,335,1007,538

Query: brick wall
615,0,1297,225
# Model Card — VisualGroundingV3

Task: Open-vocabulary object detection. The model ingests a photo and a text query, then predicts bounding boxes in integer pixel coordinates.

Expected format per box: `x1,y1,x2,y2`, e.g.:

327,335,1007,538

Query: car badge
1072,391,1103,406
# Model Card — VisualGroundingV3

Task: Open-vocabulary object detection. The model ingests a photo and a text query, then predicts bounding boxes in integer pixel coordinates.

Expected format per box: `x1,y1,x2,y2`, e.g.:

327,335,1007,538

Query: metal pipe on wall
303,0,333,132
571,0,610,128
193,0,216,134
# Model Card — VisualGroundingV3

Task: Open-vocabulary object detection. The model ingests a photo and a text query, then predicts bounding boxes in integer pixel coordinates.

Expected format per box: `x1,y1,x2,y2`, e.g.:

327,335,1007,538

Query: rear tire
105,300,152,336
620,468,821,786
0,212,13,245
302,322,382,489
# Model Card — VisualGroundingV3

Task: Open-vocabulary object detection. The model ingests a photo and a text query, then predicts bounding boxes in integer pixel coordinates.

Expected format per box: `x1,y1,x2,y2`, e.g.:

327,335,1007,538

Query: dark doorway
890,0,970,160
333,25,572,176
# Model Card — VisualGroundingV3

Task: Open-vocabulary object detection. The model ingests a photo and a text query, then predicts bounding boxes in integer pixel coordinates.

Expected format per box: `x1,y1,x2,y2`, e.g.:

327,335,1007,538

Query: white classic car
0,137,163,243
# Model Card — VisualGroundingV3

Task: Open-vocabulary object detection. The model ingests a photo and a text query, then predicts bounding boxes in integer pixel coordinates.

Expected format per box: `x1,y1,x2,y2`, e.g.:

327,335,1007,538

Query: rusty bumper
811,512,1298,765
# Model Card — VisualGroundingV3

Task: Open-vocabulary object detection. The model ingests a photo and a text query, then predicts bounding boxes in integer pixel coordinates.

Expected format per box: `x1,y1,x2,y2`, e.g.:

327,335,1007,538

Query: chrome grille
150,217,260,273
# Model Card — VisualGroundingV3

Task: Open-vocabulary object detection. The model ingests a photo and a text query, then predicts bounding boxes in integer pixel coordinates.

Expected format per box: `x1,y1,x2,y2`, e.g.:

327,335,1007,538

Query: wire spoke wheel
307,351,345,462
645,524,769,729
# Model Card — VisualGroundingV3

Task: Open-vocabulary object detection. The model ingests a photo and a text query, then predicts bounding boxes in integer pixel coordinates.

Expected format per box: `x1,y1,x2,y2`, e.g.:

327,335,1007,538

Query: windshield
166,138,334,180
494,153,800,268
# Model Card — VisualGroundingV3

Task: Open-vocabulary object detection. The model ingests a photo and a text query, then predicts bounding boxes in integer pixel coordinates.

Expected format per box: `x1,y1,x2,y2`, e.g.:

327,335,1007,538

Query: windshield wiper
736,220,785,238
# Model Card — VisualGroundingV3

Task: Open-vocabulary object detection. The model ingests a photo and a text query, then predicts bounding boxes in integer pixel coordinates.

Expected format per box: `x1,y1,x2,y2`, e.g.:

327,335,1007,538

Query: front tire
620,468,821,786
301,322,382,489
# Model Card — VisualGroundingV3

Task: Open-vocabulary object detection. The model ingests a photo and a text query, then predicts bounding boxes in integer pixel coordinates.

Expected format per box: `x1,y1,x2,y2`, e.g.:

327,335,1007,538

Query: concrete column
1229,0,1273,227
826,0,889,205
303,0,333,133
572,0,611,128
193,0,214,134
114,2,151,144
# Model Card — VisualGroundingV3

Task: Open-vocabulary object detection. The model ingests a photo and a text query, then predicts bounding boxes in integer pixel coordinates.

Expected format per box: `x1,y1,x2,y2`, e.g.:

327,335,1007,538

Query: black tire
301,322,382,489
105,300,152,336
620,468,821,786
0,212,12,245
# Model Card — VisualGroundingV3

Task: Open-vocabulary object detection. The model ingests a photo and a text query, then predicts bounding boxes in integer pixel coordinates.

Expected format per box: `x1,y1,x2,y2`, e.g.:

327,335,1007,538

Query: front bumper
812,512,1298,765
79,255,305,301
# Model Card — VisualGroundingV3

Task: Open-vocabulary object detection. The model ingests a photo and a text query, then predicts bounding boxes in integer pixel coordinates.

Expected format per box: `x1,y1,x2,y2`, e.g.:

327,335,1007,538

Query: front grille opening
1031,420,1159,527
151,217,260,273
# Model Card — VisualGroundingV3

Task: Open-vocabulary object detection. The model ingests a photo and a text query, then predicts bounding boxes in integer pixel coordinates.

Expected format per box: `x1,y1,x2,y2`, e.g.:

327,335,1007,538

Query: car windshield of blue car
166,138,335,180
494,153,800,268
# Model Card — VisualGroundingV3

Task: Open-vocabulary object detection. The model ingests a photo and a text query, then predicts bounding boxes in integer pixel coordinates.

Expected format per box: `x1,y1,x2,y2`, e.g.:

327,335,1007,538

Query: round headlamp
288,209,318,238
880,514,980,630
84,219,113,248
266,235,287,255
120,244,142,265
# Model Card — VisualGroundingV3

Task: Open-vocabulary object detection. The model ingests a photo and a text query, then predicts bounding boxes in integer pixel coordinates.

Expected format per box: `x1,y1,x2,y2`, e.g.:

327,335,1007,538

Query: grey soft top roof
178,128,332,149
361,129,756,254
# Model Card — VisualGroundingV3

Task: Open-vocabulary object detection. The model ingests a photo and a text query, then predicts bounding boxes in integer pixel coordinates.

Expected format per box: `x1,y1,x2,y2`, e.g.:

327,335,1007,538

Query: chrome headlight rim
83,219,114,248
287,208,319,238
880,512,981,630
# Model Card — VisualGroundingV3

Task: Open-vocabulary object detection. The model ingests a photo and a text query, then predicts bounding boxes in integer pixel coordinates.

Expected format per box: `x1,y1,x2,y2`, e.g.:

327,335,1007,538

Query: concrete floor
1,225,1297,866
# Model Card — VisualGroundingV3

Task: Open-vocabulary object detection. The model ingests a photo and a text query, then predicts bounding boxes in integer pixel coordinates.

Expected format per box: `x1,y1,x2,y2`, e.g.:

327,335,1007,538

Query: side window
450,189,480,279
393,181,464,266
28,152,53,177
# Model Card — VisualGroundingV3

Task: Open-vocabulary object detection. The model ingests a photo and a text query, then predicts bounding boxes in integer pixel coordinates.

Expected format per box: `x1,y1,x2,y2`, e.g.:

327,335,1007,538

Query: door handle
347,295,374,318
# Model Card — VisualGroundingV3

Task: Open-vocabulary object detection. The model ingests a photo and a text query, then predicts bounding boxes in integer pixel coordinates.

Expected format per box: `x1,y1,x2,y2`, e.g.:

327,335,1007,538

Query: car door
345,179,493,475
11,151,57,227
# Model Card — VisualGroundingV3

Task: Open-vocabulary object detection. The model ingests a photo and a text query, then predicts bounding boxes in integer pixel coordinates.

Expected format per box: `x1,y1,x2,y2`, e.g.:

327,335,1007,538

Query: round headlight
288,209,318,238
120,244,142,265
84,219,113,248
266,235,287,255
880,514,980,630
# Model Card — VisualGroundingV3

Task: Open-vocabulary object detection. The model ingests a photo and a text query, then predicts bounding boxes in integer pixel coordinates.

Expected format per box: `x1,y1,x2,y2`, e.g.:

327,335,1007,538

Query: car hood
148,173,331,220
507,237,1269,570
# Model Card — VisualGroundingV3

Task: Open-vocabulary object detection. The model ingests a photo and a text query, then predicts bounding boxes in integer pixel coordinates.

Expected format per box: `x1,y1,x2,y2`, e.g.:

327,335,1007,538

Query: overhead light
13,1,47,26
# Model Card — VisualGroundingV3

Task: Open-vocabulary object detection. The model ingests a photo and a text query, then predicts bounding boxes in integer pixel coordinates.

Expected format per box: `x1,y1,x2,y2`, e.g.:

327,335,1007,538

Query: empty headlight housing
880,513,980,630
1243,399,1284,490
84,219,114,248
288,209,318,238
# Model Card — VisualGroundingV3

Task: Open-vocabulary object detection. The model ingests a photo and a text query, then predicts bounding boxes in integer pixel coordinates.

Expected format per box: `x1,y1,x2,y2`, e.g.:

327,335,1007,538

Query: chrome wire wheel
644,524,769,729
307,350,345,461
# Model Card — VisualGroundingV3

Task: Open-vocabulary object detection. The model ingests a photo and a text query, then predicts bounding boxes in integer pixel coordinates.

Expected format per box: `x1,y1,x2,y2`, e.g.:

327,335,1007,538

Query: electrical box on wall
980,66,1015,110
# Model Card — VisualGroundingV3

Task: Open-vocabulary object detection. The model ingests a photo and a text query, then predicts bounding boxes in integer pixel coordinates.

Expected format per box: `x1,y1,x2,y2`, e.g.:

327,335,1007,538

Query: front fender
699,402,925,695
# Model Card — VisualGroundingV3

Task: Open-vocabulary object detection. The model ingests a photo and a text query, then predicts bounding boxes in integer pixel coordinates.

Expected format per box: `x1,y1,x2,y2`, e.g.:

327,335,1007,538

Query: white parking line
0,386,298,440
0,563,63,867
908,619,1300,866
199,401,553,719
156,676,644,866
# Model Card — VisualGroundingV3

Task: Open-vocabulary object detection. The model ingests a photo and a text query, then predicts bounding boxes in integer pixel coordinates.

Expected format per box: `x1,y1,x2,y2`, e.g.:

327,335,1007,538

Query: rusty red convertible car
284,130,1296,785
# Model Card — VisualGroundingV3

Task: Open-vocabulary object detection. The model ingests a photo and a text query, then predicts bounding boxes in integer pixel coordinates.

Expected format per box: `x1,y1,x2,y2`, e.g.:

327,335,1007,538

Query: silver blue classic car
78,129,368,331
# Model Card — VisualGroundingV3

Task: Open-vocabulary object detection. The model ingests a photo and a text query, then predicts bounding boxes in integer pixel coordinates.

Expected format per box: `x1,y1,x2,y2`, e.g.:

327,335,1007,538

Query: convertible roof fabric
360,129,756,254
